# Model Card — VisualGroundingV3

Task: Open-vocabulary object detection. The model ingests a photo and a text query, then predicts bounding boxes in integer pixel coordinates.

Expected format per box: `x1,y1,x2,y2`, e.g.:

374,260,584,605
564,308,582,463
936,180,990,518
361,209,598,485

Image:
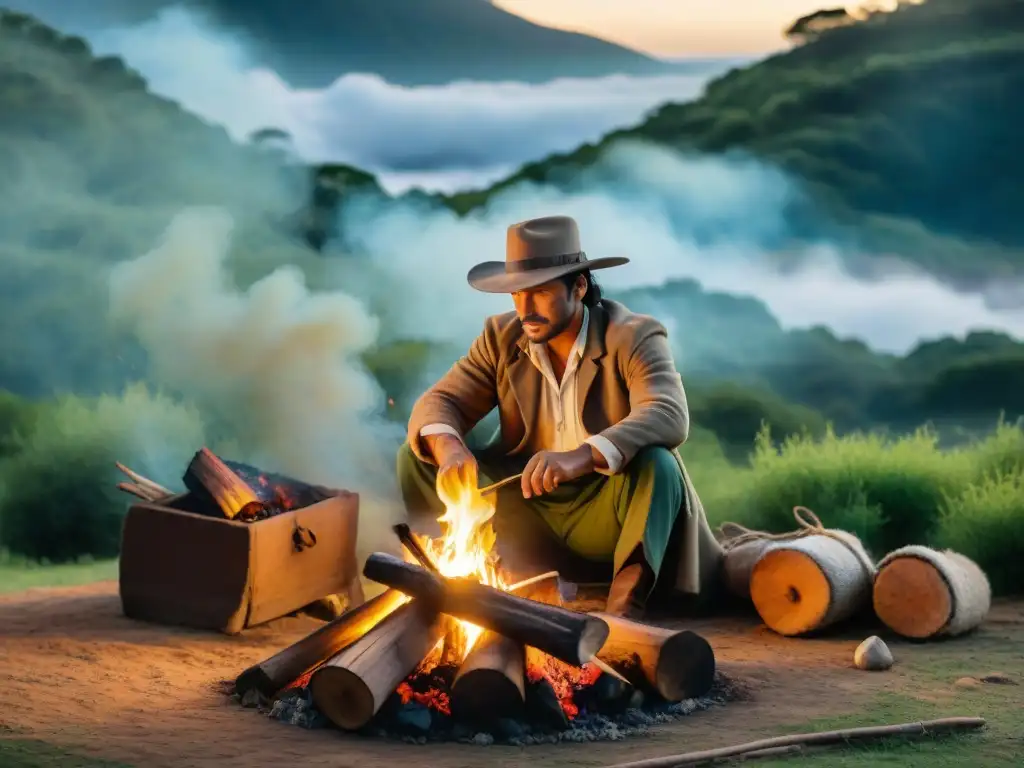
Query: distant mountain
2,0,678,86
450,0,1024,285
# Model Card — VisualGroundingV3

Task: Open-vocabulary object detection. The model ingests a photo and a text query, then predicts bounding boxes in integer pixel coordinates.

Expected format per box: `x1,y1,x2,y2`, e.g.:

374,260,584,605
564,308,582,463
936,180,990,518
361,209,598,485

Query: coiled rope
719,506,877,577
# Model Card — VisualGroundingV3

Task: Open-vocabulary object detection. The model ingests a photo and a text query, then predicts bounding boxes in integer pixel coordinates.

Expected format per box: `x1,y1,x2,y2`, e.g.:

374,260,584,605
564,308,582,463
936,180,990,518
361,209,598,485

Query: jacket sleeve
406,319,500,463
592,321,689,469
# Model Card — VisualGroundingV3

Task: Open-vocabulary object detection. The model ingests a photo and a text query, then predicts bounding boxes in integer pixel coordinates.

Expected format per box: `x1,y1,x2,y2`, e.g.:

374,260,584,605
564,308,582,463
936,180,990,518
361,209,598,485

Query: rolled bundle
749,509,876,636
720,524,775,601
873,546,991,640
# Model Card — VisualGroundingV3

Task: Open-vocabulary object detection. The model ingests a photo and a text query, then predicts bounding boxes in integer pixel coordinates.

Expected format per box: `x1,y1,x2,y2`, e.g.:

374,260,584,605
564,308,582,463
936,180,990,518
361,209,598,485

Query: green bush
732,425,972,555
0,384,205,562
936,469,1024,596
695,420,1024,594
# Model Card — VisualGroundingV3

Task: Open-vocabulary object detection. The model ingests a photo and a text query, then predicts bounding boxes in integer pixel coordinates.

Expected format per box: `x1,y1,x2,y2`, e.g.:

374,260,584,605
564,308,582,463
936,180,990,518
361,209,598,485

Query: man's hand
425,433,479,499
521,444,596,499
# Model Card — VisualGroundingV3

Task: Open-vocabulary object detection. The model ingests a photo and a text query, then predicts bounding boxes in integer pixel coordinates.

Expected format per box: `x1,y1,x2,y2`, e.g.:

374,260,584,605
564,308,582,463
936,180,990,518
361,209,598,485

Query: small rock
853,636,893,671
955,676,982,689
395,702,432,733
471,732,494,746
239,688,264,709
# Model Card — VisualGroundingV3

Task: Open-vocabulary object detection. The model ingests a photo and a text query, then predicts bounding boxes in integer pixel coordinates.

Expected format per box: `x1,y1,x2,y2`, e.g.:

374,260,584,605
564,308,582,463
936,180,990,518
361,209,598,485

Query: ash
235,673,736,746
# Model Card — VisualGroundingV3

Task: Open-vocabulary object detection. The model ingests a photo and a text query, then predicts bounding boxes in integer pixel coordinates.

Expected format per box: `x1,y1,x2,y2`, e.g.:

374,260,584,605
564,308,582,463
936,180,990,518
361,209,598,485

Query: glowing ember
526,649,603,719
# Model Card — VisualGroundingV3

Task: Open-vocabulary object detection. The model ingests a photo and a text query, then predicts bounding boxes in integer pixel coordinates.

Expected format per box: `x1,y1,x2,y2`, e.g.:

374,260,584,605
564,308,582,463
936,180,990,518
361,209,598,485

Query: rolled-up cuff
585,434,625,475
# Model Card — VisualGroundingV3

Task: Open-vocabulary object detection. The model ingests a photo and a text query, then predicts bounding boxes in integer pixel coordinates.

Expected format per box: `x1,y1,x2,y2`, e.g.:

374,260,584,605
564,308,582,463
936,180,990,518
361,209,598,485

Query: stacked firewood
234,528,718,733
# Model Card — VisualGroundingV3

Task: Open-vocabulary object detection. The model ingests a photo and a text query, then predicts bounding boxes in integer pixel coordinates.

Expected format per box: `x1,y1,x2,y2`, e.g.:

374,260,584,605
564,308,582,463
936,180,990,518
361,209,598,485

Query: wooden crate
118,491,364,634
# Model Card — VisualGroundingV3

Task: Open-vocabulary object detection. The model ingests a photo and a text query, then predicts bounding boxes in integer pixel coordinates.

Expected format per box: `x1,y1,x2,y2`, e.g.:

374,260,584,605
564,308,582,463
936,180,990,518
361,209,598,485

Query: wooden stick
592,612,716,701
117,481,159,502
363,552,609,666
115,462,171,497
392,523,440,573
599,717,986,768
308,601,444,731
479,473,523,496
234,589,407,698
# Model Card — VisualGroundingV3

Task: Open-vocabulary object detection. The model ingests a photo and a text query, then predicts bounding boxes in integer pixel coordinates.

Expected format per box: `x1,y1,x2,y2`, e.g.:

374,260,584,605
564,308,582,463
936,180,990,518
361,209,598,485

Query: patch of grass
0,550,117,593
752,628,1024,767
0,739,130,768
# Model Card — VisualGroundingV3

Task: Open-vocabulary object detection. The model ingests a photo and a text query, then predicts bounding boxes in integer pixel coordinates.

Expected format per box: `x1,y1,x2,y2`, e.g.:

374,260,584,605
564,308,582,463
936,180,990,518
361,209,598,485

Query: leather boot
604,561,655,620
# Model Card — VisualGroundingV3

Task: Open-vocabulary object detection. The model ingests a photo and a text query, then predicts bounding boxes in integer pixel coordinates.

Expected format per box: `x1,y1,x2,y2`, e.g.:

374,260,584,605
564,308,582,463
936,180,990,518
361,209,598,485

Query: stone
395,702,432,733
955,676,982,689
853,636,893,671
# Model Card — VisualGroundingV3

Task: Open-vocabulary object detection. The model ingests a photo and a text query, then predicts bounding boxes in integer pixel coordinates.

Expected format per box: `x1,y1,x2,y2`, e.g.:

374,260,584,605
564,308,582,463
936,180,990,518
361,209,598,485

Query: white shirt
420,306,625,474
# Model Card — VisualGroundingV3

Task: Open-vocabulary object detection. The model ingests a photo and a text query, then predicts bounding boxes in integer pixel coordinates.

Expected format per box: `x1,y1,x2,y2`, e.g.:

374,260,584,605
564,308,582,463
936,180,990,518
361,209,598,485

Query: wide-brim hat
467,215,629,293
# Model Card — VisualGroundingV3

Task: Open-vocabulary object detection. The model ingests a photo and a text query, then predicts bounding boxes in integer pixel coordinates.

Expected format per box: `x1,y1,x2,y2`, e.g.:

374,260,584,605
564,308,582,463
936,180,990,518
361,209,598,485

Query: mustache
521,315,548,324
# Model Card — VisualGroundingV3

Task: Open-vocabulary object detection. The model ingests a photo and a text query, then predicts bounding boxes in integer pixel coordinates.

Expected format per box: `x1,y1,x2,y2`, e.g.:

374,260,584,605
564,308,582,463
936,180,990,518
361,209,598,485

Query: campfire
231,468,720,741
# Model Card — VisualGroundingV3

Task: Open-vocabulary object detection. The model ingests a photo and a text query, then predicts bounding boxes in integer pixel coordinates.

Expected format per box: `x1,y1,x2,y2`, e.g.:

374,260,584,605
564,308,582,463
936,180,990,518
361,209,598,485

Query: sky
494,0,864,57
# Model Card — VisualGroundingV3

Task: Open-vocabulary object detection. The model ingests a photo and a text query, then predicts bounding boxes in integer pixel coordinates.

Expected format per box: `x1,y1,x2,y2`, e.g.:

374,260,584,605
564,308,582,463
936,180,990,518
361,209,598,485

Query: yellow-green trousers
396,442,684,585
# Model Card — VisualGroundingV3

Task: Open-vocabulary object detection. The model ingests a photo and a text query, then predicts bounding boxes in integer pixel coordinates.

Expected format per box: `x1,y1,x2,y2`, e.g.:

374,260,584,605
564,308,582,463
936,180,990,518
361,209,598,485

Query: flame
408,472,602,720
419,471,508,661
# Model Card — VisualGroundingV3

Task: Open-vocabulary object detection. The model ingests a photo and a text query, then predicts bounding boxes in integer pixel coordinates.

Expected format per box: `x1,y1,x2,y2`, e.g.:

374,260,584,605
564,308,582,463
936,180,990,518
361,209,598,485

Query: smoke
81,5,725,192
340,141,1024,355
107,207,405,554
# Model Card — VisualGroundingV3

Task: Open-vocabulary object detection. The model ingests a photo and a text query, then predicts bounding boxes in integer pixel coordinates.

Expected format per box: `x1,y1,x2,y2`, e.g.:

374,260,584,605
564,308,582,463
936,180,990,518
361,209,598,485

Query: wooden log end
233,666,277,699
451,668,526,723
308,666,376,731
578,616,611,664
750,548,831,636
656,629,717,700
873,556,952,639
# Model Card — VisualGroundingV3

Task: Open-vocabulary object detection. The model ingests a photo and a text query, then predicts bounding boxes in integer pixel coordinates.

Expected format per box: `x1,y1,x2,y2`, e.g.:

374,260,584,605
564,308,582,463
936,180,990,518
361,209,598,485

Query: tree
784,8,858,45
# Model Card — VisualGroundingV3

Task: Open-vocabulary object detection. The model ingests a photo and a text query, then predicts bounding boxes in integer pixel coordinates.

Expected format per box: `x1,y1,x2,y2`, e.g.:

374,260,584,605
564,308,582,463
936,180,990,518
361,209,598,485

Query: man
397,215,723,618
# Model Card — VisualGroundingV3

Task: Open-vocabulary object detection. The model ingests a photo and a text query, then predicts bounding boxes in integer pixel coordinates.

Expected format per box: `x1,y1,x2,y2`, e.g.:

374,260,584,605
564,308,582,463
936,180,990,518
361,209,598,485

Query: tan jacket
407,299,723,596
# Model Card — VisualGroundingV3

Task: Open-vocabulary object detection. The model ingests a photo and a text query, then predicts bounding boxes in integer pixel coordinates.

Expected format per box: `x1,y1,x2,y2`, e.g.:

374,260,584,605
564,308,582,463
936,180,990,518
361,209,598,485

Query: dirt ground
1,582,1021,768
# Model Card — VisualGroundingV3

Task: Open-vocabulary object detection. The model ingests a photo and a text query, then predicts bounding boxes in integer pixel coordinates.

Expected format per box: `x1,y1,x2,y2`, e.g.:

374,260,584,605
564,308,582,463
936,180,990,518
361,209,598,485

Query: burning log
592,613,716,701
308,601,444,731
234,589,407,698
450,631,526,723
447,573,558,724
183,447,266,520
363,552,609,667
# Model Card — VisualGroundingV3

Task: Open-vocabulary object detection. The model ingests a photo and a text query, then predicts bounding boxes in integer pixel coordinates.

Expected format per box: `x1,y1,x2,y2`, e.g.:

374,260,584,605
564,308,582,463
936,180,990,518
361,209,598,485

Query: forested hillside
452,0,1024,284
0,0,677,86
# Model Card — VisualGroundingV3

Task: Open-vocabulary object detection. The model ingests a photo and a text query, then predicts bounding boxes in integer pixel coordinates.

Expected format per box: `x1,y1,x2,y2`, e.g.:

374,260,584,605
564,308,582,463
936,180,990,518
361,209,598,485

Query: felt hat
467,215,629,293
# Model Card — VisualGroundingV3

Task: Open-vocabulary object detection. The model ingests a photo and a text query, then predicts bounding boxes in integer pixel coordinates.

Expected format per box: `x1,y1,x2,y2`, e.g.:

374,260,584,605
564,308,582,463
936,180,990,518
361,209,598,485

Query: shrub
0,384,205,562
733,424,973,556
936,469,1024,596
968,418,1024,478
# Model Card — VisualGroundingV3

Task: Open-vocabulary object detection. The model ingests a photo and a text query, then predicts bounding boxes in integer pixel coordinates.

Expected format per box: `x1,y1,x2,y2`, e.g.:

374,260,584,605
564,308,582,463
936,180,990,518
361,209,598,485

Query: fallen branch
599,716,986,768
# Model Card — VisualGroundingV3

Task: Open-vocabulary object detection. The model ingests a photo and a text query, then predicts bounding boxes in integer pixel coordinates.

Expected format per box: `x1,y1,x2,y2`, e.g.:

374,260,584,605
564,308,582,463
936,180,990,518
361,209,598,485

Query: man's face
512,277,583,344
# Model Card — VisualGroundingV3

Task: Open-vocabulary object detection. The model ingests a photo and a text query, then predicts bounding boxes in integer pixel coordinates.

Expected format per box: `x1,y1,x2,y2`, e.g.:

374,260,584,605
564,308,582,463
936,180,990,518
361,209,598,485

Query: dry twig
115,462,171,498
600,716,986,768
